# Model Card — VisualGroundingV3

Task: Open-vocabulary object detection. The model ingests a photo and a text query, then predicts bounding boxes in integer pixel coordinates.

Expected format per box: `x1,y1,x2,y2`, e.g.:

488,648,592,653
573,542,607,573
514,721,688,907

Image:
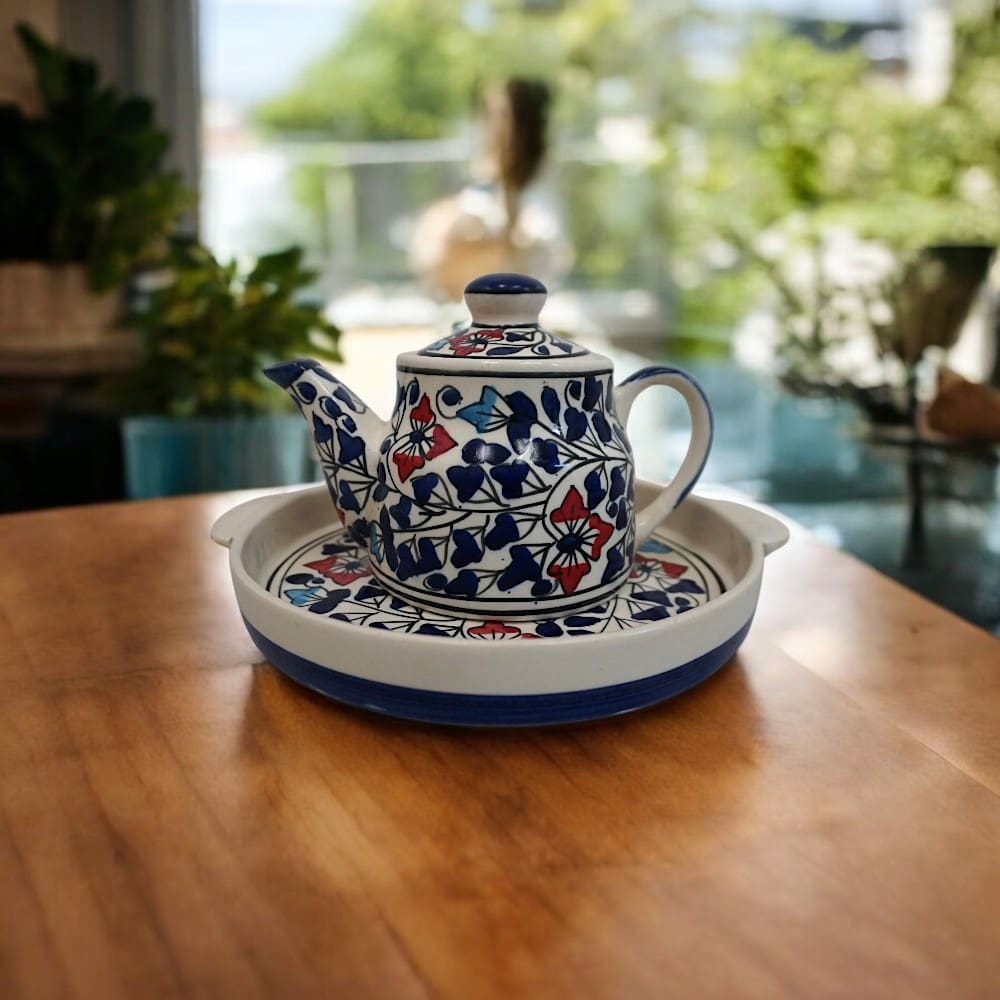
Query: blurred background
1,0,998,631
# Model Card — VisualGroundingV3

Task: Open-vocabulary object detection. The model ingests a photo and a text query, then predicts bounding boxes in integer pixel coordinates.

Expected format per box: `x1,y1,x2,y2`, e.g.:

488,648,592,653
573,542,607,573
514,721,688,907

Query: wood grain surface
1,492,999,999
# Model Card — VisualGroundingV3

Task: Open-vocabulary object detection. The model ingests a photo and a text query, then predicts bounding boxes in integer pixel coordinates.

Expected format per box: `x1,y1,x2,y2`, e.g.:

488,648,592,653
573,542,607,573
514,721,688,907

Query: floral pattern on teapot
298,365,636,616
419,325,586,360
271,531,718,639
265,271,713,619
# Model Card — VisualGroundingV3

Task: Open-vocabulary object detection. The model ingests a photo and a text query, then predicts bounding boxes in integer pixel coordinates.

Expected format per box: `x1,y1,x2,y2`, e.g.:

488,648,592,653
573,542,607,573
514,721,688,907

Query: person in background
410,77,569,301
926,367,1000,442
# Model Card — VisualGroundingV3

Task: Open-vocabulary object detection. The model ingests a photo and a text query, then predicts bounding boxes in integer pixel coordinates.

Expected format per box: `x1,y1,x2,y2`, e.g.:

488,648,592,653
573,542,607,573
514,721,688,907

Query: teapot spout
264,358,386,544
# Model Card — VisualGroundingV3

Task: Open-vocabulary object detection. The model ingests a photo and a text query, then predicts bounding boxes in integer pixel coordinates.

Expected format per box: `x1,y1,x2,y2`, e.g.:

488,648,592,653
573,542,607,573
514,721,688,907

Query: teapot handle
614,366,713,546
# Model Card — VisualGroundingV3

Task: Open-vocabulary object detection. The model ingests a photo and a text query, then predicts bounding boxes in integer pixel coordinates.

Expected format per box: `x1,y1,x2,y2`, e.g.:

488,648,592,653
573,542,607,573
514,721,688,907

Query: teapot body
266,272,714,620
362,360,635,617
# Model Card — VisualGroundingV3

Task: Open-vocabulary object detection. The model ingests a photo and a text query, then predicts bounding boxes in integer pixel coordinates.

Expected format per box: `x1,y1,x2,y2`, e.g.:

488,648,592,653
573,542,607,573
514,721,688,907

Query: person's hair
500,78,551,193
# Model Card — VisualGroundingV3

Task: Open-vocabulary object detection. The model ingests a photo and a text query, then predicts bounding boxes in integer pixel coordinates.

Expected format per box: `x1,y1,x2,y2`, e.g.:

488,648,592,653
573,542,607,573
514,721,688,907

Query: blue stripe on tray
243,617,752,727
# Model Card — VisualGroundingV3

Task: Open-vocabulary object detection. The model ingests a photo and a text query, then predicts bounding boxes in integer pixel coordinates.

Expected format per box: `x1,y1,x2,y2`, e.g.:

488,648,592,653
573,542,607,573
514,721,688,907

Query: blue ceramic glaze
244,617,752,727
464,272,547,295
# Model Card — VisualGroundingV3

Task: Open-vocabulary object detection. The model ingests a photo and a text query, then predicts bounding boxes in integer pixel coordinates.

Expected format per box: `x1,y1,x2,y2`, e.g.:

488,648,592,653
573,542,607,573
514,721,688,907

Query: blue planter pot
122,414,311,499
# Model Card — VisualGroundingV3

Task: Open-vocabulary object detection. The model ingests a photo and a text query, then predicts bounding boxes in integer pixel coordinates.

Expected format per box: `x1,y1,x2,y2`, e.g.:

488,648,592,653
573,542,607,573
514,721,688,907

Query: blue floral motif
396,538,443,581
541,386,560,424
456,386,538,450
584,468,607,510
445,570,479,598
338,479,361,514
457,387,506,433
306,588,353,615
272,528,719,639
446,464,486,502
450,530,483,568
496,545,544,591
336,429,366,465
367,370,638,605
462,439,511,465
503,391,538,450
592,411,612,443
283,359,657,612
410,472,440,506
378,507,397,572
484,513,519,550
312,412,332,444
348,517,369,547
609,466,627,500
286,586,324,607
601,543,629,584
529,438,562,474
564,408,587,442
419,325,586,360
334,384,364,411
388,496,412,528
490,462,531,499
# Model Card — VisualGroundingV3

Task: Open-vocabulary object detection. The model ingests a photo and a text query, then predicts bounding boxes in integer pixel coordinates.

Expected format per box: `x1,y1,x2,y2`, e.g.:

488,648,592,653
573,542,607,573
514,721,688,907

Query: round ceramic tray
211,482,788,726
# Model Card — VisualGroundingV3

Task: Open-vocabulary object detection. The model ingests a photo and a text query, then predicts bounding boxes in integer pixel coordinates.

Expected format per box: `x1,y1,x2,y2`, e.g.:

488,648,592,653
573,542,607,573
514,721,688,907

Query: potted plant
113,240,341,498
666,14,999,496
0,23,188,358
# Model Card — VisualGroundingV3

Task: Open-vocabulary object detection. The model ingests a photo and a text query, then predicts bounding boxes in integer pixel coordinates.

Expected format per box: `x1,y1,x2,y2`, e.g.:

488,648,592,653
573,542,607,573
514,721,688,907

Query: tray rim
212,482,787,652
211,483,787,698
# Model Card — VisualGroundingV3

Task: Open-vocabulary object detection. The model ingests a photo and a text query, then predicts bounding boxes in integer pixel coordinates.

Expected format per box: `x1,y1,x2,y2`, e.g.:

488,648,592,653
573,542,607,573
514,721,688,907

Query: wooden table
2,492,999,998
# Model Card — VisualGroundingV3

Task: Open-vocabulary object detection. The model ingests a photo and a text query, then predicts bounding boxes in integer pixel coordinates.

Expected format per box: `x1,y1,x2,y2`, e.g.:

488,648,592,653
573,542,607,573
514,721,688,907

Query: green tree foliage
254,0,686,289
680,22,999,251
671,14,1000,353
254,0,666,140
258,0,475,139
254,0,999,366
255,0,693,296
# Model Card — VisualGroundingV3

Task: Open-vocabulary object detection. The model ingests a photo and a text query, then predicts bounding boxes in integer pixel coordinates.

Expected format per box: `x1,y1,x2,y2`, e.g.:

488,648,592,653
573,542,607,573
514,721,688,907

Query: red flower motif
305,554,371,585
468,621,521,639
410,394,434,424
549,561,589,596
630,554,688,579
391,392,458,482
448,328,504,357
550,485,590,523
546,485,615,596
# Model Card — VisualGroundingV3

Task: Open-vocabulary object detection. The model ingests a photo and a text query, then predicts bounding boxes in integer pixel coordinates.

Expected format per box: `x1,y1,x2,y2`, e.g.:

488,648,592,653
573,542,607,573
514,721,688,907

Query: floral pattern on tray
267,531,724,640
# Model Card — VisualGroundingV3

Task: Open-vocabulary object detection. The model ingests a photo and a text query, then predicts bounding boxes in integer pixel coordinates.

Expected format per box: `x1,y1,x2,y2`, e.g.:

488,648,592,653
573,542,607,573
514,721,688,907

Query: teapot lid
400,273,611,374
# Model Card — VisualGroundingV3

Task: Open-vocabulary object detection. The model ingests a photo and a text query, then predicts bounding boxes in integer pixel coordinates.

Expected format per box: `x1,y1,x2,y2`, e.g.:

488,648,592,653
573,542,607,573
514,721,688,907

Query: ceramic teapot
265,273,712,618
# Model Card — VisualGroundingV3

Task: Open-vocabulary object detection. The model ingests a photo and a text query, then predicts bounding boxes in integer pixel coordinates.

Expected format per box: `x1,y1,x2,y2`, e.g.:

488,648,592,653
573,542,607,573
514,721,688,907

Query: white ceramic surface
212,482,787,724
262,273,713,620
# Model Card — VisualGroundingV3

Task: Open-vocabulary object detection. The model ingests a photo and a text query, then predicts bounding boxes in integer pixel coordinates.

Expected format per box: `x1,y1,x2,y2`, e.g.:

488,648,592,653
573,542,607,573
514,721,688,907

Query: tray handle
210,492,295,549
714,500,790,556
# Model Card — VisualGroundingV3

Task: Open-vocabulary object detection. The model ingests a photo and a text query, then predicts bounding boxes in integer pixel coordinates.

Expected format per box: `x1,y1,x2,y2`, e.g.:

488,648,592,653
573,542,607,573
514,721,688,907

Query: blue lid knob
464,273,547,296
464,273,547,326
